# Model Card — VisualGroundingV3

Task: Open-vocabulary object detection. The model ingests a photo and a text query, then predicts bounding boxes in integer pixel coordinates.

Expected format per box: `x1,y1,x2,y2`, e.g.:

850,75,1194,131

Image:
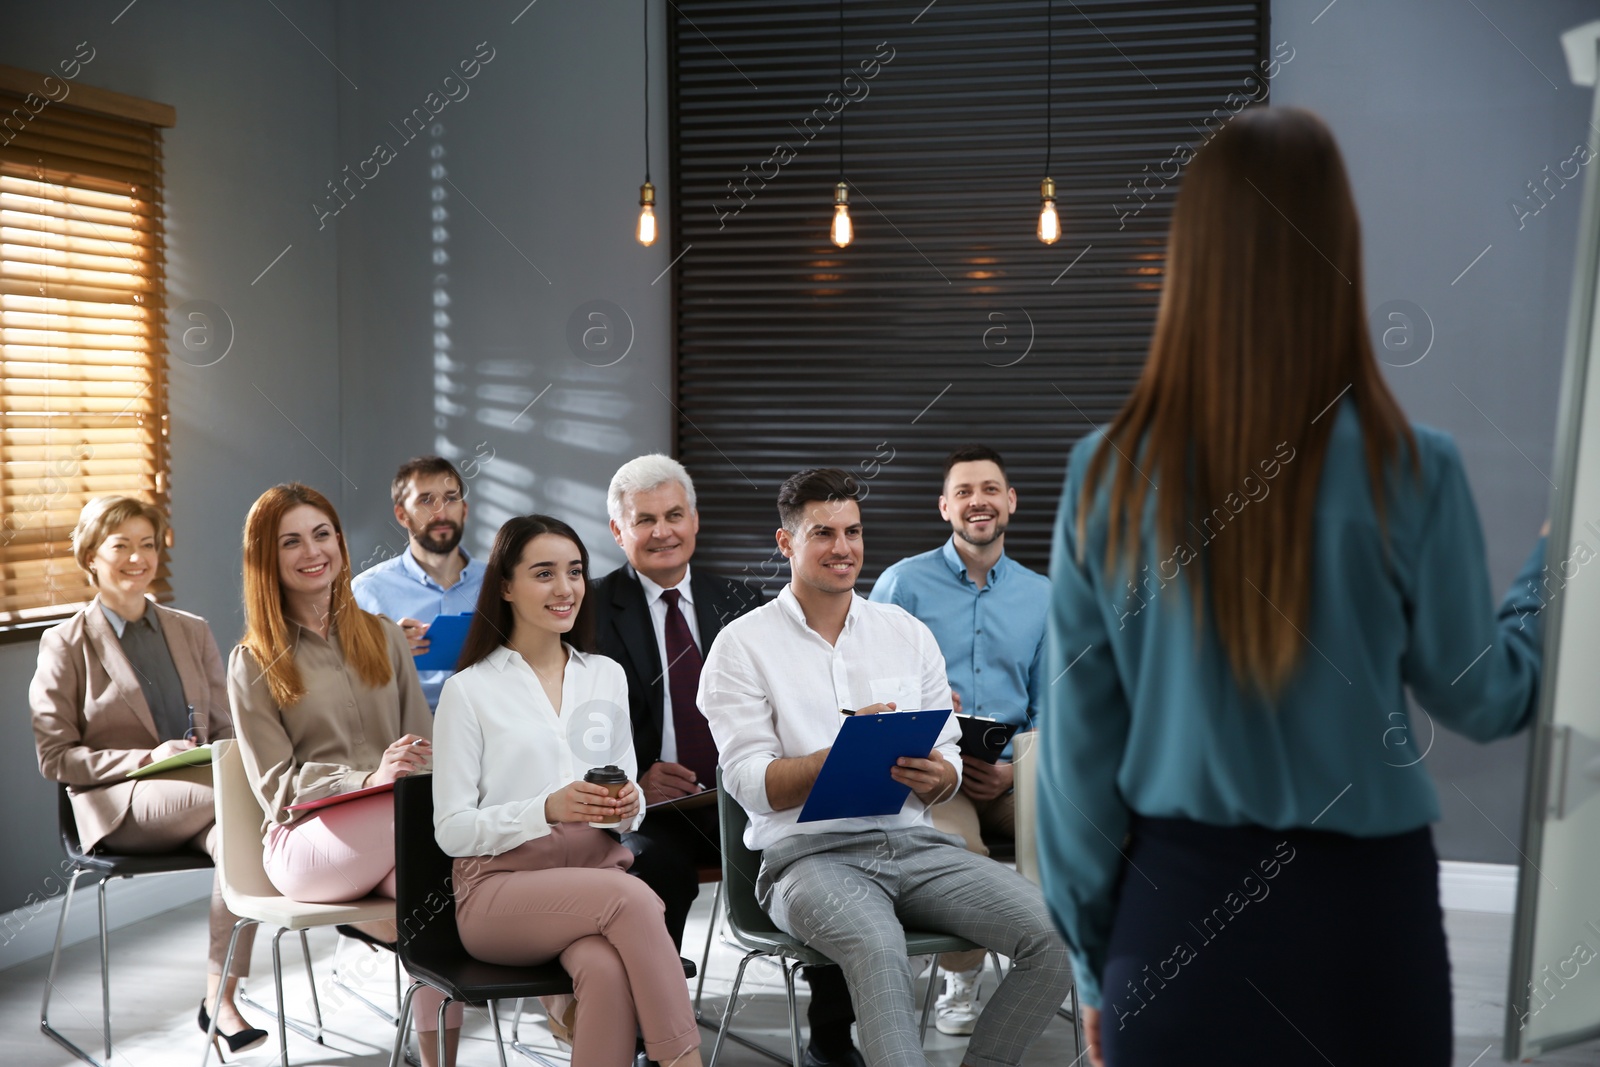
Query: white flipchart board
1504,19,1600,1061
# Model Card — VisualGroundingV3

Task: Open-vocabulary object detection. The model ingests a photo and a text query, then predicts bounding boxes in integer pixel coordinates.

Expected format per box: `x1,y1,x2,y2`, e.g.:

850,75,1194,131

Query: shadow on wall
417,119,636,570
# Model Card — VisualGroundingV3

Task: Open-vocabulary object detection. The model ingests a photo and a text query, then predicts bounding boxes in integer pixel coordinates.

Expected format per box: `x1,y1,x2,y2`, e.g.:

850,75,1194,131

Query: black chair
708,772,986,1067
42,784,215,1067
387,775,695,1067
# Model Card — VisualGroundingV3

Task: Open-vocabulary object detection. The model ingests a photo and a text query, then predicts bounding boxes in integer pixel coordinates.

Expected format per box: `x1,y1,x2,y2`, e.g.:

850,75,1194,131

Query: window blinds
0,66,174,628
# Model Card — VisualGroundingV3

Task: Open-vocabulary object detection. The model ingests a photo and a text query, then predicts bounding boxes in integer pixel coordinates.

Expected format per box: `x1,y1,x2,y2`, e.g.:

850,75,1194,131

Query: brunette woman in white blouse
433,515,701,1067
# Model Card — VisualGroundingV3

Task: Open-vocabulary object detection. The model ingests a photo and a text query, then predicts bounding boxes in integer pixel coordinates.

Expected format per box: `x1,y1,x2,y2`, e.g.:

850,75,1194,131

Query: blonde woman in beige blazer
30,497,266,1057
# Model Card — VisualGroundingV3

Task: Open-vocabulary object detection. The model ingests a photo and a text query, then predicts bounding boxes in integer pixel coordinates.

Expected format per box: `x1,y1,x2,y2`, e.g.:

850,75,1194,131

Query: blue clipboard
797,709,952,823
412,612,474,671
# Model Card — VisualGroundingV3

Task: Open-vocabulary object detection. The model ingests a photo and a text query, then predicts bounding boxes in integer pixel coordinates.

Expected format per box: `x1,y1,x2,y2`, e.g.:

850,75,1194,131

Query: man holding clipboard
701,469,1072,1067
352,455,486,710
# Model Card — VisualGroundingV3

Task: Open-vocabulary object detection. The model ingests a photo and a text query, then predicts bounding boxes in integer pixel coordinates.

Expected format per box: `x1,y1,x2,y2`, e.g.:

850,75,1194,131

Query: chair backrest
393,774,471,969
1012,730,1040,884
211,739,280,901
716,771,783,937
57,784,89,862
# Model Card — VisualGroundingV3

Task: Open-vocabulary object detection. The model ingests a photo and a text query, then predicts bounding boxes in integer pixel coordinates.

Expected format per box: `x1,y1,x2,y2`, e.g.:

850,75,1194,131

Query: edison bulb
1037,200,1060,244
831,182,853,248
637,181,657,246
1038,176,1060,245
637,203,657,245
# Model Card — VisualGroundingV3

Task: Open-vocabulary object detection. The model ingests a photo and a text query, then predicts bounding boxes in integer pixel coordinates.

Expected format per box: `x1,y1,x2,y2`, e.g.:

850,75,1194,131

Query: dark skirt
1100,815,1451,1066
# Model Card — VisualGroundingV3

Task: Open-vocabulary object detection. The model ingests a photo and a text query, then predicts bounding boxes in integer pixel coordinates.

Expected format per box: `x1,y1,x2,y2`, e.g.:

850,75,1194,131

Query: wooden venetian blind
0,66,175,629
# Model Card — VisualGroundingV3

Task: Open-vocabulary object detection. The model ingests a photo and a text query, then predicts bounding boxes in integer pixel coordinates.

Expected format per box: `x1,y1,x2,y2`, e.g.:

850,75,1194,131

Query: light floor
0,890,1595,1065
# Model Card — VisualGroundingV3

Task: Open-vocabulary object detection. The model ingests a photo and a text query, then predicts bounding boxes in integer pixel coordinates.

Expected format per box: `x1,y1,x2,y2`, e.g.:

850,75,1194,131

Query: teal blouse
1037,399,1546,1009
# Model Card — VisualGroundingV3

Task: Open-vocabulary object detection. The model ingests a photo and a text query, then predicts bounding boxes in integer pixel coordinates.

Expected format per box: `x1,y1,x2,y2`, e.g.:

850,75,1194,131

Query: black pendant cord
838,0,845,183
1045,0,1052,176
644,0,651,184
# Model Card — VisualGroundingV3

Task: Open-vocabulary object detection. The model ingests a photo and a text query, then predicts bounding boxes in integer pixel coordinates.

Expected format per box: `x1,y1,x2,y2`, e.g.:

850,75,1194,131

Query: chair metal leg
389,980,423,1067
1069,981,1082,1057
781,961,803,1067
708,951,757,1067
436,997,454,1067
299,929,324,1040
331,932,404,1025
489,1000,510,1067
918,960,942,1045
249,928,327,1048
40,868,117,1067
694,880,722,1014
272,930,292,1067
200,919,257,1067
96,879,111,1062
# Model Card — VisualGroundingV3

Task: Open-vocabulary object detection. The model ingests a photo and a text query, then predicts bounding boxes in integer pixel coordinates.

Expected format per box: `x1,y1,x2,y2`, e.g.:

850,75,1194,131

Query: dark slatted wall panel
668,0,1269,590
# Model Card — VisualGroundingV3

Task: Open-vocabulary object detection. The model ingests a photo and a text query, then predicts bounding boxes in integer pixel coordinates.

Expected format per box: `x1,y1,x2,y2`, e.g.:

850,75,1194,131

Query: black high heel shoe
198,1000,269,1059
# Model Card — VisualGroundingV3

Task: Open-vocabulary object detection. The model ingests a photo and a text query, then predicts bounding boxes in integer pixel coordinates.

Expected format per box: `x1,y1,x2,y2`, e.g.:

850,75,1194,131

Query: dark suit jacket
591,564,762,774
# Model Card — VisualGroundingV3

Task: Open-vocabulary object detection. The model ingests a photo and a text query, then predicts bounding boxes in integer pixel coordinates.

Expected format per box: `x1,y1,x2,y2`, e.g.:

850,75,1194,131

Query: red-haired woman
1038,108,1546,1066
229,483,460,1066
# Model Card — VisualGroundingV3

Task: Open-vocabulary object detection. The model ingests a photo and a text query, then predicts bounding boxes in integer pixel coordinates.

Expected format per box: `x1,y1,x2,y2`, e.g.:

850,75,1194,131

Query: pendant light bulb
831,182,853,248
637,181,657,246
1038,177,1061,245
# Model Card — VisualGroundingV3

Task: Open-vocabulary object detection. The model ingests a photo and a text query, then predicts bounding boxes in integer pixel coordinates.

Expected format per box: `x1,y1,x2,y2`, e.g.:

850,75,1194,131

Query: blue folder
412,612,475,671
797,709,952,823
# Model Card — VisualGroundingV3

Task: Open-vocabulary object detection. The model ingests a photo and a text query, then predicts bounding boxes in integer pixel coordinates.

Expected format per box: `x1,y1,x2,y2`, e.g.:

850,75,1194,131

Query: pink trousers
264,792,462,1032
455,826,699,1067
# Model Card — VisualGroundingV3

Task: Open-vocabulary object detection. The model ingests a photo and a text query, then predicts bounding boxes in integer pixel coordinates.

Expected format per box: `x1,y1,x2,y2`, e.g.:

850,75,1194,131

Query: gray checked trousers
756,826,1073,1067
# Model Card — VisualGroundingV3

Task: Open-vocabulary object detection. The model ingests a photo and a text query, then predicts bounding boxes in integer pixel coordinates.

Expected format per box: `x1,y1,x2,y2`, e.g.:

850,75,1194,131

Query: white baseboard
0,869,211,974
0,859,1523,975
1440,860,1518,914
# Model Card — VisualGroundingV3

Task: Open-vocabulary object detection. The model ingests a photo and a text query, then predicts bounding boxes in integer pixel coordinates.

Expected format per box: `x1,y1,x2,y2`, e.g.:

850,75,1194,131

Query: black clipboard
956,715,1019,763
797,709,951,823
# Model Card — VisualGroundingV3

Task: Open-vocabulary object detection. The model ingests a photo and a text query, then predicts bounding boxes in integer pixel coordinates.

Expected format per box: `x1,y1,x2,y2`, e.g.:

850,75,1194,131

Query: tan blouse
228,615,431,833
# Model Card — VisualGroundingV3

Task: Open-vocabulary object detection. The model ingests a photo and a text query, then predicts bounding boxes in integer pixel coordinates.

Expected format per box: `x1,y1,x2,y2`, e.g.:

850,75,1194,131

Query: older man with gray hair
593,454,861,1067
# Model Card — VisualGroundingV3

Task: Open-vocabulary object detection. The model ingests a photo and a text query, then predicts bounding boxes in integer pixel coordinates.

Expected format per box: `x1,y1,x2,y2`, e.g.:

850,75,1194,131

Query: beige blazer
30,597,234,850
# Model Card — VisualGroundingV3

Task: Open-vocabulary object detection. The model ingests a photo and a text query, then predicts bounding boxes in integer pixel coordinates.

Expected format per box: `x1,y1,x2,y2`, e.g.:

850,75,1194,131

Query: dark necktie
661,588,717,785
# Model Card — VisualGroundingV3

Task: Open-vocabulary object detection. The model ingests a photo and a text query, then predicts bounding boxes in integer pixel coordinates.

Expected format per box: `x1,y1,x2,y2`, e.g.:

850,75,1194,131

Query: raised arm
1400,436,1545,740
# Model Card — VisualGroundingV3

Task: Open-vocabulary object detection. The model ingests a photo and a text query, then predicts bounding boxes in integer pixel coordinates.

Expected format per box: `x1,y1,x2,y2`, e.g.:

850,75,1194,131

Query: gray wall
333,0,674,577
1271,0,1598,862
0,0,343,915
0,0,1589,919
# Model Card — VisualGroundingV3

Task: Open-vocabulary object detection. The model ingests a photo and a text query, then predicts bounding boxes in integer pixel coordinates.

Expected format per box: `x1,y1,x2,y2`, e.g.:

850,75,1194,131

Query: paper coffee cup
583,765,629,828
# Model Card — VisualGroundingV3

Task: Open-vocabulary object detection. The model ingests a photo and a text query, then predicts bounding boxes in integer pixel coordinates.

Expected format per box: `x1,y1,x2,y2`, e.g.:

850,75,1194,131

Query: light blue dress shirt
352,548,486,710
870,537,1050,759
1038,400,1546,1008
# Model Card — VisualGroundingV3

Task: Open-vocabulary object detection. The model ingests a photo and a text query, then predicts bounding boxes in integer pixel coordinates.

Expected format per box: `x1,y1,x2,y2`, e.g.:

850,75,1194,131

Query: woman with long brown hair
432,514,702,1067
229,483,460,1066
1037,107,1546,1066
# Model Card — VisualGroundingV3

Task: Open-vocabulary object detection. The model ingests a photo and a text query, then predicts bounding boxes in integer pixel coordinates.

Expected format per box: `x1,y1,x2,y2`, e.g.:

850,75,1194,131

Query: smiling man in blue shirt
869,444,1052,1035
352,455,486,710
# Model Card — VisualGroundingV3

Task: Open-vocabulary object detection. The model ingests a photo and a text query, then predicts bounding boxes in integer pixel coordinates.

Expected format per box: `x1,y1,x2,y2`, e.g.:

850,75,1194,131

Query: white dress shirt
433,644,642,858
699,586,961,850
635,564,704,765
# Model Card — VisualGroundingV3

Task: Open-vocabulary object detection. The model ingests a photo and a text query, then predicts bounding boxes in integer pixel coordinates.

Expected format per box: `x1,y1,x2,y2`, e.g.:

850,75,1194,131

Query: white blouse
433,644,642,857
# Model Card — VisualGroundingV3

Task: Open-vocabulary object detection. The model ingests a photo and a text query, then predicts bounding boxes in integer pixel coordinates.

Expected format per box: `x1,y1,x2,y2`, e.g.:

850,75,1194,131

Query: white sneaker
934,967,981,1036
